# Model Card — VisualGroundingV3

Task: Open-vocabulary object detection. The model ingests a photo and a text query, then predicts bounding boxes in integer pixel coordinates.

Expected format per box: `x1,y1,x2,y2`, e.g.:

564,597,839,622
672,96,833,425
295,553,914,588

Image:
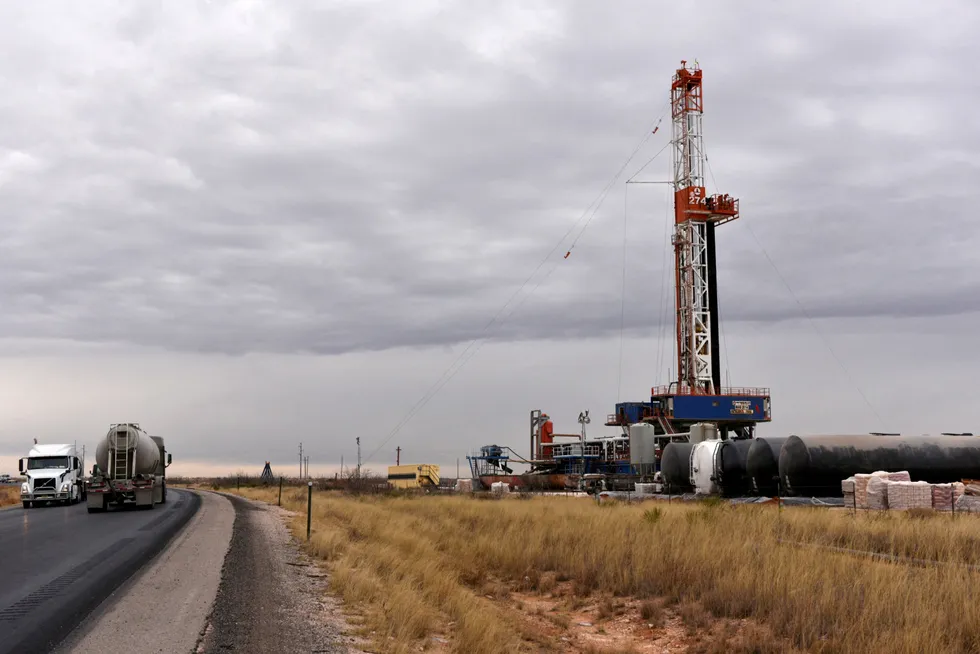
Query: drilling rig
606,61,771,449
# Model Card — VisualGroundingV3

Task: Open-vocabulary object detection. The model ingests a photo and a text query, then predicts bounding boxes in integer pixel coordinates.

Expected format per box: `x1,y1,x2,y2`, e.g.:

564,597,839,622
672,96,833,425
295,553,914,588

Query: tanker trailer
87,423,172,512
778,433,980,497
746,436,790,496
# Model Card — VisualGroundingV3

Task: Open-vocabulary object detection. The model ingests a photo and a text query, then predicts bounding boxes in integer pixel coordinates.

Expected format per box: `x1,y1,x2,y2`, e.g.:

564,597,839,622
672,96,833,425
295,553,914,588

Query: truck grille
33,478,56,492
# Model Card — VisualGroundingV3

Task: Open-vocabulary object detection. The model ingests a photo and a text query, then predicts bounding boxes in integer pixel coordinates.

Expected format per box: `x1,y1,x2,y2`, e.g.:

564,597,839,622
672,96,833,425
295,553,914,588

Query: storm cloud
2,1,977,357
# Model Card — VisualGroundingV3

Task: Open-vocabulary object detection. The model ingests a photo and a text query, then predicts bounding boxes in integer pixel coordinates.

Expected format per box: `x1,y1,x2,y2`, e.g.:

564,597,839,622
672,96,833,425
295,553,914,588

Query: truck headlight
21,483,28,493
61,483,70,492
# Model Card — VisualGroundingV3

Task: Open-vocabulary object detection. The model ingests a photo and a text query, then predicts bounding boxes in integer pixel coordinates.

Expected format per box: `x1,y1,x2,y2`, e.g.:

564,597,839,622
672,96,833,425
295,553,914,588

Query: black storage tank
717,439,756,497
778,434,980,497
746,436,790,496
660,442,694,492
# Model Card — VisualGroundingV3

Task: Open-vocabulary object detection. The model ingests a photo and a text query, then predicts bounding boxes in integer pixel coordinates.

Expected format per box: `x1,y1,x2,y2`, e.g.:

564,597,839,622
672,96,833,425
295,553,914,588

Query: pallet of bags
853,473,873,509
886,481,912,510
887,470,911,482
866,472,890,510
932,483,954,511
909,481,932,509
842,477,856,508
955,493,980,513
954,482,966,503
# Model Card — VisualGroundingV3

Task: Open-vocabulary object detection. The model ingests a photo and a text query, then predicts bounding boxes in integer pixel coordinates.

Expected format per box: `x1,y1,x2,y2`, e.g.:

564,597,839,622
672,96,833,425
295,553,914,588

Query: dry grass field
0,486,20,508
230,487,980,654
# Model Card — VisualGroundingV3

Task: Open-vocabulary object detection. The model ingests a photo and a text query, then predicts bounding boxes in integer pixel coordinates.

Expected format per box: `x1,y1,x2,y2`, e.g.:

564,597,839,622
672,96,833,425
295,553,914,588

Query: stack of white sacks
842,470,967,511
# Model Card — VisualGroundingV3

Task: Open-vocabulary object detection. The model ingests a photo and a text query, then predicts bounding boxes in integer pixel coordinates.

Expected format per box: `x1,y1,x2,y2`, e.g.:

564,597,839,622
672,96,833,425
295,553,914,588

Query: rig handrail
650,385,770,397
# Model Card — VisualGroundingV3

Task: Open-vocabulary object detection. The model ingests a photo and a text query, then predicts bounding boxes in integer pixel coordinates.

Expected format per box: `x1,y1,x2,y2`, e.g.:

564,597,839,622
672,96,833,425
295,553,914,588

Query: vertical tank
778,434,980,497
94,423,161,478
629,423,658,476
660,442,694,492
746,436,790,496
689,423,719,444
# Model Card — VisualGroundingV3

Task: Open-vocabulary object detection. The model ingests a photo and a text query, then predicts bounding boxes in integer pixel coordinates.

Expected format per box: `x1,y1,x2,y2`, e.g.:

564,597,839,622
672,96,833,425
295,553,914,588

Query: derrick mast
607,60,769,444
670,60,738,395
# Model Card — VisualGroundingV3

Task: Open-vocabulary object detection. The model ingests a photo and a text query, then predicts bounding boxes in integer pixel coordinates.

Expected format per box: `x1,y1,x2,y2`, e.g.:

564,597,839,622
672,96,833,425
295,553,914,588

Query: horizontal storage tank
95,423,161,478
718,438,755,497
691,440,724,495
778,434,980,497
746,436,790,496
660,442,694,492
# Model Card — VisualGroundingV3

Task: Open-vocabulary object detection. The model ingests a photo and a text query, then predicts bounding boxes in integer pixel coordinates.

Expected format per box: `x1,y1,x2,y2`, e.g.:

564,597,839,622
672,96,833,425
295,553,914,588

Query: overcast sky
1,0,978,477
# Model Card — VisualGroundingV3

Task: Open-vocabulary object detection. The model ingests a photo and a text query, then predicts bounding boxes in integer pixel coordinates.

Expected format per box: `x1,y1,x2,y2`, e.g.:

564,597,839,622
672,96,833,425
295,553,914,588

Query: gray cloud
1,0,979,358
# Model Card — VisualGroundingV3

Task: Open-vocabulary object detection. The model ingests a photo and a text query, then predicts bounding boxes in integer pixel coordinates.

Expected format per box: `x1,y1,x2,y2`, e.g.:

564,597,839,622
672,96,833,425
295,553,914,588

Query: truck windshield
27,456,70,470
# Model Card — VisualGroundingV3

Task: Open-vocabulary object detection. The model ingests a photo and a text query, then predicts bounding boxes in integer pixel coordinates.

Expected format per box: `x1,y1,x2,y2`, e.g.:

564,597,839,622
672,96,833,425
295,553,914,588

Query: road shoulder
54,490,234,654
198,493,362,654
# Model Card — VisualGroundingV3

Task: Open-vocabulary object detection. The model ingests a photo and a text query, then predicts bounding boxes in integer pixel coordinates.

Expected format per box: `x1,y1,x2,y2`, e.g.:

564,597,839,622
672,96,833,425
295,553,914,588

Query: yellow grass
0,486,20,508
233,488,980,653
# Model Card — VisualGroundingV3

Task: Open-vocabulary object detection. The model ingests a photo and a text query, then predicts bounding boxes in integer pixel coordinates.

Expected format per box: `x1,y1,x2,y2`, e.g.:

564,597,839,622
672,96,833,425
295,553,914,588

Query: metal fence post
307,481,313,541
278,476,283,506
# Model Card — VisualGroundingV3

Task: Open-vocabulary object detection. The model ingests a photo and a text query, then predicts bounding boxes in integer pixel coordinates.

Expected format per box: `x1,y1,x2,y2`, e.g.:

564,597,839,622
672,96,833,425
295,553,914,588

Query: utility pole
305,455,309,478
299,442,304,479
396,446,401,466
356,437,361,479
341,455,344,478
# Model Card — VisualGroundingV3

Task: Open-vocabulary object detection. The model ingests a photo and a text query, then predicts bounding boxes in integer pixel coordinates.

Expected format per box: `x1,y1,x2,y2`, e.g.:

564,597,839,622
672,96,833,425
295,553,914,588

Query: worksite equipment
779,434,980,497
745,436,790,496
387,464,440,489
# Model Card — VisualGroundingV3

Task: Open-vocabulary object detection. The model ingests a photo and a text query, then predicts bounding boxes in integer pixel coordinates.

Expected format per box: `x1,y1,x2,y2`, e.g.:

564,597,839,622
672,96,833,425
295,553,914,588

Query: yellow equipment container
388,464,440,489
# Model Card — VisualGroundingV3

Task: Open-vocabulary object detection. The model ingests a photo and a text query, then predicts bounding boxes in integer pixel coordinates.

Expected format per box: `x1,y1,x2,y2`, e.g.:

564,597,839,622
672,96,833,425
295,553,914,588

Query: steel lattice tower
670,61,739,395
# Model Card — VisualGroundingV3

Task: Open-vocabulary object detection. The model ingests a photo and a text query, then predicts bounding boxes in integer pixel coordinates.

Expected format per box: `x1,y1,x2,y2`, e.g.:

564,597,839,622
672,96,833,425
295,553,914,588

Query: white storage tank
95,423,161,479
629,423,658,475
690,439,724,495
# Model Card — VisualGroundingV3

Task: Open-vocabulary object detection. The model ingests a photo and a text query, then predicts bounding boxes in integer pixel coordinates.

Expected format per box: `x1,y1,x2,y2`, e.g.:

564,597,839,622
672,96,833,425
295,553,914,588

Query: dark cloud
1,0,978,357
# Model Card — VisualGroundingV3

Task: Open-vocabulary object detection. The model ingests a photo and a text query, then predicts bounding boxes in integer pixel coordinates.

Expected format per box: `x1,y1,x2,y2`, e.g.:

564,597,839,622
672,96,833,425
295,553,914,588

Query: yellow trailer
387,464,440,489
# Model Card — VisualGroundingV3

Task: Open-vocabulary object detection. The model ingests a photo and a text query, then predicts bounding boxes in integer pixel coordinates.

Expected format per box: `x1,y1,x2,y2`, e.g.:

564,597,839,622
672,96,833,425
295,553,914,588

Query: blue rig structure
468,61,771,491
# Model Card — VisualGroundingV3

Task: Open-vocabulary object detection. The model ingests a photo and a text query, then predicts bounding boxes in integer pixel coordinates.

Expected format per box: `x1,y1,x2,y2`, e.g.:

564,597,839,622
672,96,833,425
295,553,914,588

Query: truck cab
19,444,87,508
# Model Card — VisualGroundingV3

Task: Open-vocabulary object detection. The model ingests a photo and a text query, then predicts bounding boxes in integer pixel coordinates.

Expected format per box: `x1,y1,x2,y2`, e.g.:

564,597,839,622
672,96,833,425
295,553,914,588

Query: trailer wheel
161,482,167,504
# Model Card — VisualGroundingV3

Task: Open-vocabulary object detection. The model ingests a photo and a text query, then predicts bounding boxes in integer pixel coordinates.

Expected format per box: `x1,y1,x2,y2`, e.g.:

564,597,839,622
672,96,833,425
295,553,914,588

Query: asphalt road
0,489,200,653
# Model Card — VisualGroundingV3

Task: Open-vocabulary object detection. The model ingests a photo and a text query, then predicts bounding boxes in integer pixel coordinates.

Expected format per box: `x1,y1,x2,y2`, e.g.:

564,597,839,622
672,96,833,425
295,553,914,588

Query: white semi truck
87,423,172,513
19,443,87,508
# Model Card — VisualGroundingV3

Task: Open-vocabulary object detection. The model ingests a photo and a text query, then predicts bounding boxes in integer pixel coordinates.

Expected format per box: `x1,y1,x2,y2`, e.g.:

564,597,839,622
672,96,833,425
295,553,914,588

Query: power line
616,184,629,403
701,146,884,428
363,108,670,464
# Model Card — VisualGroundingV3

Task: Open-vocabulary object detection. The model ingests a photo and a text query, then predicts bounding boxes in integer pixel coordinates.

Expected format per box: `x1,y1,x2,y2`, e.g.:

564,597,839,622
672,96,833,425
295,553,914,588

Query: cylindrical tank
690,440,724,495
629,423,658,476
778,434,980,497
660,442,694,492
717,438,755,497
746,436,790,496
95,423,161,478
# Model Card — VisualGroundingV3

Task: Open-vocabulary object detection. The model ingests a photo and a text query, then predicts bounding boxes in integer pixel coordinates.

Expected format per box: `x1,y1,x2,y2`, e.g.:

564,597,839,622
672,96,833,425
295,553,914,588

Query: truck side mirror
18,459,24,474
167,453,172,466
73,457,79,470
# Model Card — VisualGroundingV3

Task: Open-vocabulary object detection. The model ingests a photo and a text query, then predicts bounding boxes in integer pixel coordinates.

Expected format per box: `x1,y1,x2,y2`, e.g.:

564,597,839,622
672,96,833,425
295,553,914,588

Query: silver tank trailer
95,423,160,477
88,423,164,512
